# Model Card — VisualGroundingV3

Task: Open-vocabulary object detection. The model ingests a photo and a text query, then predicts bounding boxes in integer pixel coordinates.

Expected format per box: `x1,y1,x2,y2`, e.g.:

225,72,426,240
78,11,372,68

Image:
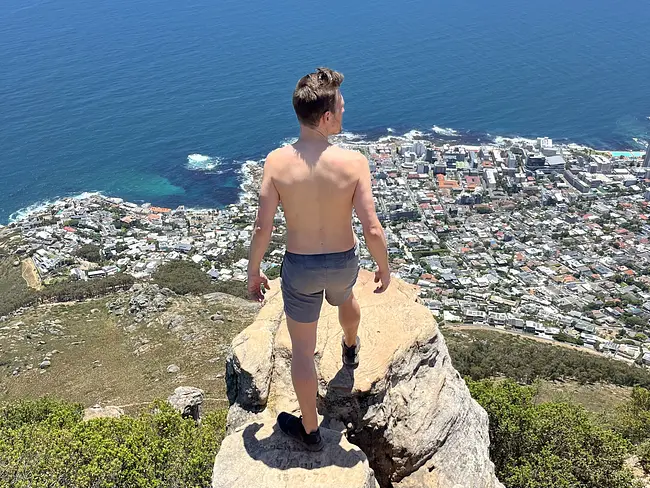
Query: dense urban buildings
2,137,650,364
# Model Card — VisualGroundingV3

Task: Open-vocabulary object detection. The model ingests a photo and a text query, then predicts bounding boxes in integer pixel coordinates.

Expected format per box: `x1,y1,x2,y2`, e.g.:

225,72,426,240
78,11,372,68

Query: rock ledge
212,412,378,488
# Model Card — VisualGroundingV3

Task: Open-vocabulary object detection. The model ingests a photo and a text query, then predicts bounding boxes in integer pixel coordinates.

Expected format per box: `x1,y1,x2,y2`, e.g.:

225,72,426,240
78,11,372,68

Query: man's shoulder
266,146,290,163
263,147,291,173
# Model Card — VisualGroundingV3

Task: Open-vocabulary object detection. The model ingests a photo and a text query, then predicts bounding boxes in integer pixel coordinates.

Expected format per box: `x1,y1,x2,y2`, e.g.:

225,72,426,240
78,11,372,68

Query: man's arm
247,156,280,301
352,154,390,293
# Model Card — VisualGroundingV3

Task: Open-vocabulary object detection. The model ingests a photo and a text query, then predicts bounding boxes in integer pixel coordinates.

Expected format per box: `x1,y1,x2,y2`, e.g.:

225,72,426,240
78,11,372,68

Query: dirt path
21,258,42,290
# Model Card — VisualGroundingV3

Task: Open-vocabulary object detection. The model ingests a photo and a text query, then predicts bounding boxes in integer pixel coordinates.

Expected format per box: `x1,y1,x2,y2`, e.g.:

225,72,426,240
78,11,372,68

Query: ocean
1,0,649,224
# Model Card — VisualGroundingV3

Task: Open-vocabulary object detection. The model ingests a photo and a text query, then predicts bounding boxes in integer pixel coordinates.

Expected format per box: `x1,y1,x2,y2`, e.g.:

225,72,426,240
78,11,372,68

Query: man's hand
248,271,270,302
374,268,391,294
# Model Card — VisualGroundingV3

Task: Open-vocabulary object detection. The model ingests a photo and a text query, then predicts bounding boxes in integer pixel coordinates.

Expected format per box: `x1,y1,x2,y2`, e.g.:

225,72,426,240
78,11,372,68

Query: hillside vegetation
0,398,226,488
446,328,650,388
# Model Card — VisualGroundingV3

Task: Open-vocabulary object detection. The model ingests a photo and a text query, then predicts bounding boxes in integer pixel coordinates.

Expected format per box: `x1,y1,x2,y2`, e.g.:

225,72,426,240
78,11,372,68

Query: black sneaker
342,336,360,368
277,412,324,452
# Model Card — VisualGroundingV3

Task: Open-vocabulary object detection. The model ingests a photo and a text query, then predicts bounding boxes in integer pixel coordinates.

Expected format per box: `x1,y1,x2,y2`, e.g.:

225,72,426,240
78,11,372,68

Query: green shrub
211,280,249,299
39,273,135,302
447,329,650,387
153,260,212,295
154,260,250,299
0,398,226,488
638,440,650,474
265,266,281,280
613,387,650,444
469,379,636,488
0,258,38,316
212,244,248,268
553,332,584,346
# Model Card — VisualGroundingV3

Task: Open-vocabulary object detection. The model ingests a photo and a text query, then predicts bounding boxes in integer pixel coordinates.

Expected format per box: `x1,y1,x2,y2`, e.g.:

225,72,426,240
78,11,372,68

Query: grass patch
534,380,631,414
0,291,259,414
0,258,37,317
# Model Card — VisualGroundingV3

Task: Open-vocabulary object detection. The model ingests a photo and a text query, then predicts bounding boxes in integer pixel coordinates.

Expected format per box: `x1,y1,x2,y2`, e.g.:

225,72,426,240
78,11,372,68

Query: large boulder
223,270,503,488
212,412,379,488
167,386,204,421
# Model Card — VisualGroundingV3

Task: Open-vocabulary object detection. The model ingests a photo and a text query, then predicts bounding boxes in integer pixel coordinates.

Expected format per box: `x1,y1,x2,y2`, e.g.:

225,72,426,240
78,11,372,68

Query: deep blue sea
1,0,649,223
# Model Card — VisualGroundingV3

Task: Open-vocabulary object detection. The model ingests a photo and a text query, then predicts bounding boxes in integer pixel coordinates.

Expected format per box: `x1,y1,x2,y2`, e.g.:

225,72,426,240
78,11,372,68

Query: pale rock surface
83,405,124,421
223,270,503,488
212,412,378,488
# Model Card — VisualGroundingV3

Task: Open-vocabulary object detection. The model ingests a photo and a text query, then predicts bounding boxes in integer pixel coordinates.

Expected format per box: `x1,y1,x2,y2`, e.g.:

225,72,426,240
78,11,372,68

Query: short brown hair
292,67,344,127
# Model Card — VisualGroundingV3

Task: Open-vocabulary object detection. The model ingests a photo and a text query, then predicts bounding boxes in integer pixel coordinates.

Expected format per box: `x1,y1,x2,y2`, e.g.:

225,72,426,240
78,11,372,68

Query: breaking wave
492,135,539,146
187,154,222,172
432,126,459,137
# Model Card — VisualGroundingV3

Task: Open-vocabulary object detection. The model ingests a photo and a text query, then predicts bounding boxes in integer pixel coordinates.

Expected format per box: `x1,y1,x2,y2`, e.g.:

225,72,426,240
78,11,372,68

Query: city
2,136,650,365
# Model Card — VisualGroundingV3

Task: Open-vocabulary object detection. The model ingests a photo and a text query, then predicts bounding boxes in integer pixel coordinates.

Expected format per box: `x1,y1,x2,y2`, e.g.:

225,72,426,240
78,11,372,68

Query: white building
413,141,426,158
483,168,497,189
538,137,553,149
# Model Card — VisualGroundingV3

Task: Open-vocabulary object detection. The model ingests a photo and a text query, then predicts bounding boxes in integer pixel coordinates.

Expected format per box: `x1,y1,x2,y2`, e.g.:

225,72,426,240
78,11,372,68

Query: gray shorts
280,244,360,323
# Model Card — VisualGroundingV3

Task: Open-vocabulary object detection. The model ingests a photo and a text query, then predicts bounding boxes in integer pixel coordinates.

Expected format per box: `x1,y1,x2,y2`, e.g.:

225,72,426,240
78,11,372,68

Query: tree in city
75,244,102,263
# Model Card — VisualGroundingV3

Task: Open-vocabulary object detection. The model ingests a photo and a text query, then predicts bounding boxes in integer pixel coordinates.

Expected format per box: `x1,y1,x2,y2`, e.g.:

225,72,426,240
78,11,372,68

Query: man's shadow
319,364,359,428
241,365,360,471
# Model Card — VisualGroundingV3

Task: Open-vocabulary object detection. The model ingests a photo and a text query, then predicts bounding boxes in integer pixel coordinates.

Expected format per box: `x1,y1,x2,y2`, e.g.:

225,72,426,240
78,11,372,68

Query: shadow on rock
242,421,366,471
319,364,359,428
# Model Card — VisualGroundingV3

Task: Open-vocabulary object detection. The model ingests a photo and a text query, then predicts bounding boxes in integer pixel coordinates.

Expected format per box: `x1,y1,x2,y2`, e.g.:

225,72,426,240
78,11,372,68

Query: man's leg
338,292,360,347
286,316,319,434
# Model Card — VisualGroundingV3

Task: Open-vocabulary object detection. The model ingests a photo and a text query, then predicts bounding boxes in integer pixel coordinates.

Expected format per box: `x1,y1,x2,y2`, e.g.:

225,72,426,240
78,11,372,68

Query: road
405,182,428,224
444,323,604,356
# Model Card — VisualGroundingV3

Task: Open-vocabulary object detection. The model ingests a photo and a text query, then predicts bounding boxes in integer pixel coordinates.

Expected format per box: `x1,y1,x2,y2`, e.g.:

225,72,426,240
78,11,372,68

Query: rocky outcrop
220,270,503,488
106,284,173,322
167,386,204,421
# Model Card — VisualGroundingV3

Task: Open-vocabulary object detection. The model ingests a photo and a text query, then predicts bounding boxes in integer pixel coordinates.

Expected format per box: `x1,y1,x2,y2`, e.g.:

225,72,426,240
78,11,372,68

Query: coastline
3,124,648,227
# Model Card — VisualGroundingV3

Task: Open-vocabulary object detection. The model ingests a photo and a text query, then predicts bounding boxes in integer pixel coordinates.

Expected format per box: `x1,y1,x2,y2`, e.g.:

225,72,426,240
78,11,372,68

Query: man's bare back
265,141,363,255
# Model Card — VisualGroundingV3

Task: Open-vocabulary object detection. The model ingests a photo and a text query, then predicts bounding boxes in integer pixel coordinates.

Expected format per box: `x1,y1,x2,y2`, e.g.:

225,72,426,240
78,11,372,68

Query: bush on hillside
0,271,134,316
211,280,249,299
468,379,636,488
212,244,248,268
153,260,212,295
553,332,584,346
0,290,38,317
153,260,250,299
614,387,650,444
39,273,135,302
0,398,226,488
638,440,650,474
265,266,281,280
446,329,650,388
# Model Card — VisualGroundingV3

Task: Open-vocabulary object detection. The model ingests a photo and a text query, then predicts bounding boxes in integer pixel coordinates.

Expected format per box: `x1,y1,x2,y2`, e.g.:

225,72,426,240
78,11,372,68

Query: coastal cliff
214,270,503,488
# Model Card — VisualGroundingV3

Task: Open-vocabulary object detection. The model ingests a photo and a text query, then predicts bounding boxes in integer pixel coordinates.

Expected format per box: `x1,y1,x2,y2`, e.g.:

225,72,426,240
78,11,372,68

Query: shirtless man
247,67,390,451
